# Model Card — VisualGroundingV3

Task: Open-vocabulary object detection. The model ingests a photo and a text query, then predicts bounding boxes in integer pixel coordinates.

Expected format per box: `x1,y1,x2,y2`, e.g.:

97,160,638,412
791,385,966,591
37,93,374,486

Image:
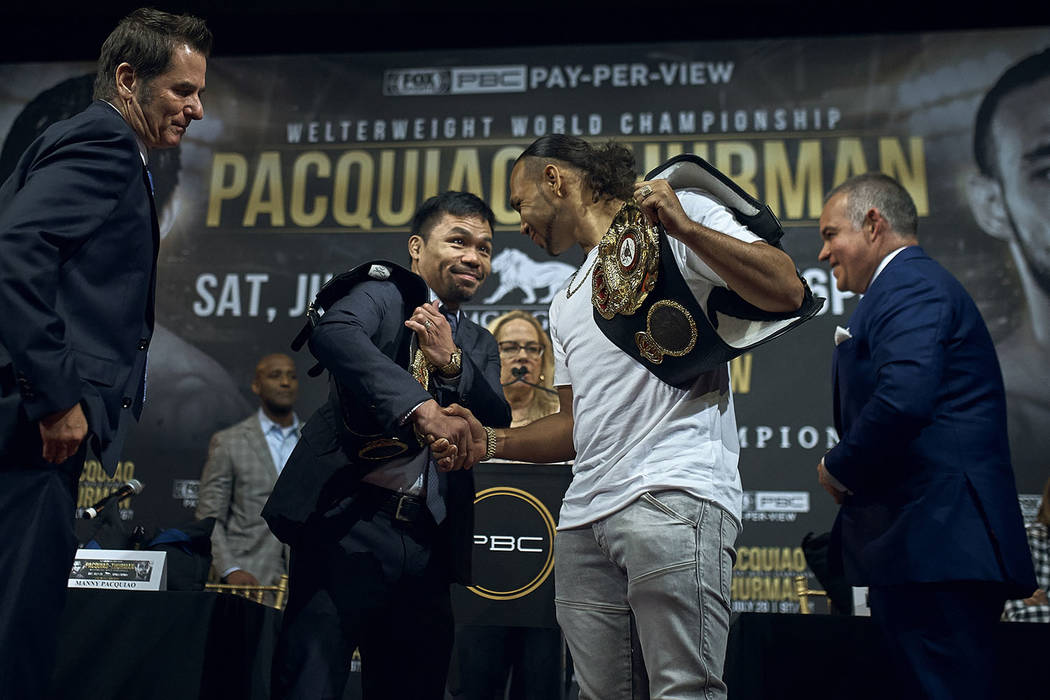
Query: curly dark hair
516,135,637,203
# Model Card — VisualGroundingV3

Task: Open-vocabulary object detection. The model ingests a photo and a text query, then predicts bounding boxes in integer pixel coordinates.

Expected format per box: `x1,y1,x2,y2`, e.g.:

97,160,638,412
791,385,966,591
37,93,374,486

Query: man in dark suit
0,9,210,698
816,173,1036,699
264,191,512,700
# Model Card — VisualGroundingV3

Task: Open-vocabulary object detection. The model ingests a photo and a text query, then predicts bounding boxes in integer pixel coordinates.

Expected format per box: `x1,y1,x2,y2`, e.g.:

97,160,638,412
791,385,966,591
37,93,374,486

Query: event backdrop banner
2,27,1048,614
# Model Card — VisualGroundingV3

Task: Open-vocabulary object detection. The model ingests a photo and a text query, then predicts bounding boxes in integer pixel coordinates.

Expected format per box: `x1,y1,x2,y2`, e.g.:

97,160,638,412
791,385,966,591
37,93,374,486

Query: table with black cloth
724,613,1049,700
49,589,280,700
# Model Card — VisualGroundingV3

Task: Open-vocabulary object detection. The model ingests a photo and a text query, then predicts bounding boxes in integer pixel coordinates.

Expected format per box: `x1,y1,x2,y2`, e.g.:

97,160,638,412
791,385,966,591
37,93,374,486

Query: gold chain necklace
565,256,598,299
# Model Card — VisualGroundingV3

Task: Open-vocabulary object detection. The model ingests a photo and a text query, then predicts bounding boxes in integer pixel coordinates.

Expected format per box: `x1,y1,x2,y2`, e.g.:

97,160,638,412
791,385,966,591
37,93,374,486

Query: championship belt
593,202,660,319
645,153,785,247
590,155,824,389
291,260,429,461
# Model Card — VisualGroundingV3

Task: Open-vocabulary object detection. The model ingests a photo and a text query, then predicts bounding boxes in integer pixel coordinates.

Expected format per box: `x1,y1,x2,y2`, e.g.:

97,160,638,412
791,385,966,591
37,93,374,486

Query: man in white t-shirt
439,135,808,699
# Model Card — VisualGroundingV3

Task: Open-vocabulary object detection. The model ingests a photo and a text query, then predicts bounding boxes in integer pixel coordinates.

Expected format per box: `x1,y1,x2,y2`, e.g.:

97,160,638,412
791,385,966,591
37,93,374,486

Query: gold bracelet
483,426,497,461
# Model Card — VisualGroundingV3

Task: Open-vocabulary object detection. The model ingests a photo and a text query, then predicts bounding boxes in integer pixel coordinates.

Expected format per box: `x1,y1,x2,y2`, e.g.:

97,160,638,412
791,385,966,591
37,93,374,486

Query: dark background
2,1,1049,63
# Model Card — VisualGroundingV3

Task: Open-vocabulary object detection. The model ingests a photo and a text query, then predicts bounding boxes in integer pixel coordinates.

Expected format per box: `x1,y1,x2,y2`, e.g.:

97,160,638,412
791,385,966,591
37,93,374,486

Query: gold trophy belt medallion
593,201,660,319
635,300,698,365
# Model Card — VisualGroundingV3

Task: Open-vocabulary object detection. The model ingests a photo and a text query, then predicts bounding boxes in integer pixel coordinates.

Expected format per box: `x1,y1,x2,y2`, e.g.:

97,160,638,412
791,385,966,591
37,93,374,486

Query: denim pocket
718,508,739,605
640,490,701,527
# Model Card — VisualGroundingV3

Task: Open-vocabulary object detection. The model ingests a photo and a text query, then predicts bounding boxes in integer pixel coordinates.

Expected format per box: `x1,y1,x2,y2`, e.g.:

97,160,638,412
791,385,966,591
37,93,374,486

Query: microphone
82,479,144,519
502,367,558,395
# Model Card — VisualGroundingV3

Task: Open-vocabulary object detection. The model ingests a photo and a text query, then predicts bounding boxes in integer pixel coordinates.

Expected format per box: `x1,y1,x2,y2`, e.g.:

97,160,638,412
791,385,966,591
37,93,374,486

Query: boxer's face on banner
990,75,1050,296
410,213,493,306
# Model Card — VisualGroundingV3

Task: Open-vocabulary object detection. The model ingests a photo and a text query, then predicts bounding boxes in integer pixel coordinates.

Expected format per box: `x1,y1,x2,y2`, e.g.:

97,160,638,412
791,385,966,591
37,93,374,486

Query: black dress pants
0,434,84,700
869,581,1007,700
272,498,454,700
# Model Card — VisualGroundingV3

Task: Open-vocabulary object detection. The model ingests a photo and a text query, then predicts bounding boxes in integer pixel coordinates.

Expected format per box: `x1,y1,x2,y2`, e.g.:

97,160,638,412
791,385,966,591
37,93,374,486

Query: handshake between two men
422,403,489,472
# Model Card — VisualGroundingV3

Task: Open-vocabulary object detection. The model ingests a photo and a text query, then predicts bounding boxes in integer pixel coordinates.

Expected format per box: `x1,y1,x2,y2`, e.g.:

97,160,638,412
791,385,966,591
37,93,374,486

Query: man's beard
541,210,562,257
446,286,474,304
443,273,478,305
263,397,295,418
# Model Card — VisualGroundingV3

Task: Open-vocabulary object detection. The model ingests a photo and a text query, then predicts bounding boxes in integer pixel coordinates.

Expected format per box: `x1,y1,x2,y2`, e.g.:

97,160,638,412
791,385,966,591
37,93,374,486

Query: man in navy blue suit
0,9,210,698
816,173,1036,699
264,192,512,700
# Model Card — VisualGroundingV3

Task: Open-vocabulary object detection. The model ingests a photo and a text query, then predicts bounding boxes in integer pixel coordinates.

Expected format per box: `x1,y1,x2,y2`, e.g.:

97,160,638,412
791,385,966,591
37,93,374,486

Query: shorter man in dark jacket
265,191,511,700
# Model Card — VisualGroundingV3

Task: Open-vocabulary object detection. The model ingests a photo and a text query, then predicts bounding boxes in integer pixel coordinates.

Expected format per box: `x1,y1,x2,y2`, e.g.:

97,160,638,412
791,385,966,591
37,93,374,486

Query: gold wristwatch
436,347,462,377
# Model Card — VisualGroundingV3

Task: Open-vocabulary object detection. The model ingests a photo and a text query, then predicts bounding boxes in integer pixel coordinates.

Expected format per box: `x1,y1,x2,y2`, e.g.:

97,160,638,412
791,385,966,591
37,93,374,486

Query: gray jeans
555,491,739,700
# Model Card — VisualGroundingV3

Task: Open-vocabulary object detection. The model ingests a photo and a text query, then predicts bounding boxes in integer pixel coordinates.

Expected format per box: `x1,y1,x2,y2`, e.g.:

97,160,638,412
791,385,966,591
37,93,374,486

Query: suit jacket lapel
245,415,278,477
456,314,477,353
142,164,159,331
831,346,840,432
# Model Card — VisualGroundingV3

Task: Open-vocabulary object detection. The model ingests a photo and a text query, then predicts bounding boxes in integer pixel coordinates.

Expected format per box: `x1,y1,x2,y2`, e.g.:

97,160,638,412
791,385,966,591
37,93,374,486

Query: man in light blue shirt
196,353,299,594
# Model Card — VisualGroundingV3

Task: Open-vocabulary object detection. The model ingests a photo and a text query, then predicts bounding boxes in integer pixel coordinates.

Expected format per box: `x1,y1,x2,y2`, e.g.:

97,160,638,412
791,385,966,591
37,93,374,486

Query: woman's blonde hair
487,310,559,425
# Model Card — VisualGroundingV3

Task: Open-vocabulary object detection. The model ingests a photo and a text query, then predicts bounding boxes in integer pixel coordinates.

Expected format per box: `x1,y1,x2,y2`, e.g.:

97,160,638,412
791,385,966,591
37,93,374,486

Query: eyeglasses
498,342,544,358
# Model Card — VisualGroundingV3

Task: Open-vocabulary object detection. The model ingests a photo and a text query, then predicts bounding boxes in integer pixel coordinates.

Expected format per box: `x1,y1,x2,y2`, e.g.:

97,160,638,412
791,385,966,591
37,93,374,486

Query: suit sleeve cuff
821,456,853,493
400,401,427,426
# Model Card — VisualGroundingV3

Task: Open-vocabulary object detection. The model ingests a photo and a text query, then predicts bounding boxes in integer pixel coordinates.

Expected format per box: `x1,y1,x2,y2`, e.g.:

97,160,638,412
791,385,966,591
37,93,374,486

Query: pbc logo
384,65,527,96
450,66,526,94
754,491,810,513
741,490,811,513
383,68,451,96
468,487,556,601
474,535,545,553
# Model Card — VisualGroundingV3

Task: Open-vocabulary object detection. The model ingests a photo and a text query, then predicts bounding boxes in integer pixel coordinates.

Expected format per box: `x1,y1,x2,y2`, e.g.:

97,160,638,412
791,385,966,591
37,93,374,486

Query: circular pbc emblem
618,229,639,272
467,487,557,601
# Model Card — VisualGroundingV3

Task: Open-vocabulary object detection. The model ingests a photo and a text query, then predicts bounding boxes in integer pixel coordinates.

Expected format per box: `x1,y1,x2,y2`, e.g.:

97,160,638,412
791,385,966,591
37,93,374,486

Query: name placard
68,549,167,591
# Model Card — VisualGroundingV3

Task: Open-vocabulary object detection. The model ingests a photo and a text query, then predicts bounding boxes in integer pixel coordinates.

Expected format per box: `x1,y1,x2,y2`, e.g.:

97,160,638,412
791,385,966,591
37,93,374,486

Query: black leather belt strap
355,483,431,525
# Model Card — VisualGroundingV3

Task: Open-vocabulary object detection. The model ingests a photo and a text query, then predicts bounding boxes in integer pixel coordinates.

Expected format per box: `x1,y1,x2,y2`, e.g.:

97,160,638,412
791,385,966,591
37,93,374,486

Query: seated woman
488,310,559,428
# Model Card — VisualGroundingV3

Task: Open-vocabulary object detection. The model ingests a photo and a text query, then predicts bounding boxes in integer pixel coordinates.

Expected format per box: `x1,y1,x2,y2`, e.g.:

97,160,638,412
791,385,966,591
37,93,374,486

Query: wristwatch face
440,349,462,375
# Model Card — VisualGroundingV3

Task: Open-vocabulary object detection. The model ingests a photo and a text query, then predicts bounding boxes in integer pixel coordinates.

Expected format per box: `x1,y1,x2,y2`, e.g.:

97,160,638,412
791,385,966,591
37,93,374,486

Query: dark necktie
440,305,458,338
422,305,461,523
424,461,446,524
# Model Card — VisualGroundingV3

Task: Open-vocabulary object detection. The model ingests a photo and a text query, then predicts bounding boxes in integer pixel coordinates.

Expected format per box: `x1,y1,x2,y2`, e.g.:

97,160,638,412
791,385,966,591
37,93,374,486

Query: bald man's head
251,354,298,421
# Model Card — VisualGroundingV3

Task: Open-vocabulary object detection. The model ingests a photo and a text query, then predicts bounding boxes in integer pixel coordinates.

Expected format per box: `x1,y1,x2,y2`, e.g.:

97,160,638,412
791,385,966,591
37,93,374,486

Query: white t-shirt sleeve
669,188,762,288
550,294,571,387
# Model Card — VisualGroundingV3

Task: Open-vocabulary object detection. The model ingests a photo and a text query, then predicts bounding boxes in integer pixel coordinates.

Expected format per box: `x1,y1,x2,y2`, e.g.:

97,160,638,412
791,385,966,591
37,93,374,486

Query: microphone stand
502,368,558,396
